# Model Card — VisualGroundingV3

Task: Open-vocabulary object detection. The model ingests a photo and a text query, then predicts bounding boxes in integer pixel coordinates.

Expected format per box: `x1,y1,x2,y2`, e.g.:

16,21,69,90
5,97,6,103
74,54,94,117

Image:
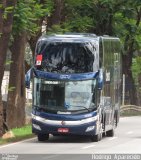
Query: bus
25,33,121,142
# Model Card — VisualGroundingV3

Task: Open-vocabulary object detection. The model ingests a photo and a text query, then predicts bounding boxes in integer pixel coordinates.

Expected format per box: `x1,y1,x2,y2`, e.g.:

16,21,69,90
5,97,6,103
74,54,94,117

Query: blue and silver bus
26,34,121,142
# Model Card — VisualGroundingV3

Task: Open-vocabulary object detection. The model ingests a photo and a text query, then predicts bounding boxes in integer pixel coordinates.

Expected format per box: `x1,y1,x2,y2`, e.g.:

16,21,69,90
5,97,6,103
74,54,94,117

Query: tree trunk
0,0,17,136
6,32,26,129
137,73,141,106
28,22,42,57
47,0,64,28
122,53,137,105
0,0,5,137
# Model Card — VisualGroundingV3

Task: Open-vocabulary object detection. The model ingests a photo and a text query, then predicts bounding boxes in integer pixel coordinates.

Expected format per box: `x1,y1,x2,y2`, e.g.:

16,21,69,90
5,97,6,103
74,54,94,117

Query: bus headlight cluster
33,123,41,131
85,126,95,132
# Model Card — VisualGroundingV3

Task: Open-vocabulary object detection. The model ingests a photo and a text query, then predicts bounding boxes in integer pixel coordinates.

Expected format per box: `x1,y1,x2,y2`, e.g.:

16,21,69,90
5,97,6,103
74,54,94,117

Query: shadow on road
38,135,90,143
28,134,108,144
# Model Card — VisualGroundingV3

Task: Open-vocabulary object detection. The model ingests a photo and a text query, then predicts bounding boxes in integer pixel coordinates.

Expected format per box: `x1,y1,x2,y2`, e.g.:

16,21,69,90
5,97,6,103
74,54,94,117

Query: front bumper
32,115,98,136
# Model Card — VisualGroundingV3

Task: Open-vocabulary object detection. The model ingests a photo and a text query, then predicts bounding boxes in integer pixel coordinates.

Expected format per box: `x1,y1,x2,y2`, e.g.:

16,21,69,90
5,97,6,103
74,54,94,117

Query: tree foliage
132,57,141,82
62,0,141,105
13,0,53,35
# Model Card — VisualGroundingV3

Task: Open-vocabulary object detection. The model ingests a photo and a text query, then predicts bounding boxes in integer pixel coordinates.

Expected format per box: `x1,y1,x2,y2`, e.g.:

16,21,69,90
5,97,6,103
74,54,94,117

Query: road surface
0,116,141,160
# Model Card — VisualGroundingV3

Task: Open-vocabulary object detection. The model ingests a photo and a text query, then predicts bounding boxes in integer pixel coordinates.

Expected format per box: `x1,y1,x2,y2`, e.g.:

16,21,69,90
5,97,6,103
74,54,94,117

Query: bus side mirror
98,69,103,90
25,68,32,89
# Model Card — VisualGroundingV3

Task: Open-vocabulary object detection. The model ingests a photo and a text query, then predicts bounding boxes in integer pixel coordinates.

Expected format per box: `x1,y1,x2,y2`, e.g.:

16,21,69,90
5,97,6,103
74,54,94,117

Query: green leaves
0,4,2,9
13,0,38,34
132,57,141,85
13,0,53,35
8,86,16,92
68,16,93,32
47,24,71,35
132,57,141,75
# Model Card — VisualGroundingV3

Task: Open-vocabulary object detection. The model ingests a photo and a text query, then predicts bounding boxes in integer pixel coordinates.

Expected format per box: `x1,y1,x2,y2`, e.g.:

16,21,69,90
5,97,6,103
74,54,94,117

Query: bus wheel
90,123,102,142
91,134,99,142
106,116,116,137
90,132,102,142
114,114,118,128
37,134,49,141
106,129,114,137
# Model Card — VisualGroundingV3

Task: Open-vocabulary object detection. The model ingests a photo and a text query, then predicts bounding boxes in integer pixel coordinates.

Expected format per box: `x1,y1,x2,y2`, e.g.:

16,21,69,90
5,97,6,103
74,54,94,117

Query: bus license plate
58,128,69,133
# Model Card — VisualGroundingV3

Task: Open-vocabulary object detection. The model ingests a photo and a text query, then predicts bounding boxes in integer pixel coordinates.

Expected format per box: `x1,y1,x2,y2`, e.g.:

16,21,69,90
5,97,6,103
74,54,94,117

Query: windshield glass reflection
33,78,97,113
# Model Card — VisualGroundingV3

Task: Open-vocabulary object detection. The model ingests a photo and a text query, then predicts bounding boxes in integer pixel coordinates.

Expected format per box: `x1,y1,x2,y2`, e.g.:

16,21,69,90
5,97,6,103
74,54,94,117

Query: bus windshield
33,78,97,113
35,41,99,73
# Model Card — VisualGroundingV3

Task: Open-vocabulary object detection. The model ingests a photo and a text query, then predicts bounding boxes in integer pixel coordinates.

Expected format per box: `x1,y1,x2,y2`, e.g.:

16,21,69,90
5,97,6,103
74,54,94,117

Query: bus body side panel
101,37,121,131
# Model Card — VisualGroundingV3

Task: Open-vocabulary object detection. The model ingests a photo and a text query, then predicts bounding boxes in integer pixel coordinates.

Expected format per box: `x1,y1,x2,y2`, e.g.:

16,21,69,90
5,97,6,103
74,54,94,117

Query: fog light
86,126,95,132
33,124,41,130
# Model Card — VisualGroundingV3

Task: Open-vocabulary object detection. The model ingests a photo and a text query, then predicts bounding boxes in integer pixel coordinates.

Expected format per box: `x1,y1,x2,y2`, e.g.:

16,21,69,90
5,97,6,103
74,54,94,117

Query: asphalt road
0,116,141,160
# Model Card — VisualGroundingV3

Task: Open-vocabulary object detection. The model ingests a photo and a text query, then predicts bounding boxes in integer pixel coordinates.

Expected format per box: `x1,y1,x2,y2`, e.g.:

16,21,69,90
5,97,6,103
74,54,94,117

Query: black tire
106,121,115,137
37,134,49,141
102,132,106,137
114,114,118,127
90,134,100,142
106,129,114,137
106,115,117,137
102,116,106,137
90,123,103,142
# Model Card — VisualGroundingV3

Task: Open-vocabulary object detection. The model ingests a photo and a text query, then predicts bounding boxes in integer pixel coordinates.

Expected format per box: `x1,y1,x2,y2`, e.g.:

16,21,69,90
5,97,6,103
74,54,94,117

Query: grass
0,125,35,145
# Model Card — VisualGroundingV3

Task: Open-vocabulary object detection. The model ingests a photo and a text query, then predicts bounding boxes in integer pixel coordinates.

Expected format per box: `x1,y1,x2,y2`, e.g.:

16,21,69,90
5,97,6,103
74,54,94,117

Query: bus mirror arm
25,68,33,89
98,69,103,90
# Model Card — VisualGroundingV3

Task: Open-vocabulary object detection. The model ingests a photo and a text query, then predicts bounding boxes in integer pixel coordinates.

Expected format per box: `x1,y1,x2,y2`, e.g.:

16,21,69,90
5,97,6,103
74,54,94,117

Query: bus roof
38,34,119,43
38,34,98,43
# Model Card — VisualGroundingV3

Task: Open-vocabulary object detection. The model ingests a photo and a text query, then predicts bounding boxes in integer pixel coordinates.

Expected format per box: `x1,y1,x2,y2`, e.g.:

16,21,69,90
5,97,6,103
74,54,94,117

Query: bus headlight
85,126,95,132
33,124,41,131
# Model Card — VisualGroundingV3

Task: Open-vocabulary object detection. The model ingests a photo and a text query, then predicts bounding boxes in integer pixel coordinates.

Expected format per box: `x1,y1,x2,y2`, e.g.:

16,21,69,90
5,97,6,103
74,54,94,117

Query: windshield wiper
70,105,92,113
34,105,57,112
33,105,47,111
33,105,66,113
81,106,95,112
